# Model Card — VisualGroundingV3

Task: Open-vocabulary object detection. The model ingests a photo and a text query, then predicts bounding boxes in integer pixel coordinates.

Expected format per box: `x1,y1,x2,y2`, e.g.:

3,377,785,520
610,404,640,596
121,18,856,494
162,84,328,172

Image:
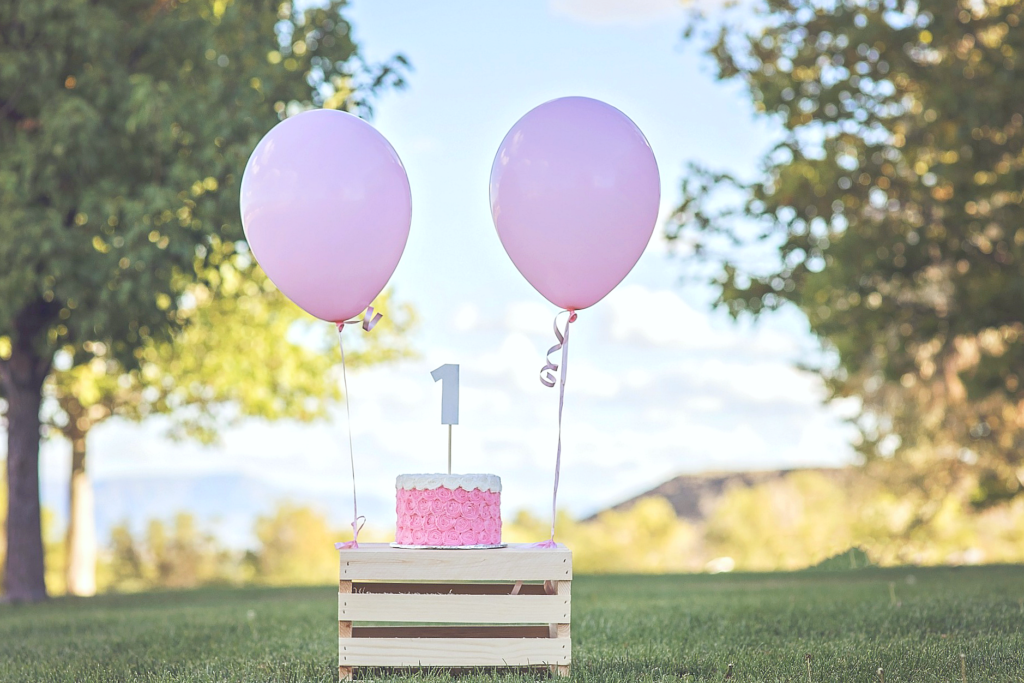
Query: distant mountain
40,473,392,548
585,467,851,523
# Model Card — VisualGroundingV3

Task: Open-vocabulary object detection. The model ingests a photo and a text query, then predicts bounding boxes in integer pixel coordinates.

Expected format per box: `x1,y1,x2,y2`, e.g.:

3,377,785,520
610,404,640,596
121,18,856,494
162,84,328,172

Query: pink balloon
240,109,411,322
489,97,660,311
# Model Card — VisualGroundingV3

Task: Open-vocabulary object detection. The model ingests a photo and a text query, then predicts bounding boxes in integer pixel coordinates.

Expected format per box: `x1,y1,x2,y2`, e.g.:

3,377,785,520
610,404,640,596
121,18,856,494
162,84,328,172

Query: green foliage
100,514,238,591
49,270,415,445
96,503,394,592
807,547,875,570
0,0,406,364
0,469,5,586
506,472,1024,572
672,0,1024,520
3,569,1024,681
0,0,408,599
705,470,1024,568
505,498,702,573
704,471,857,570
247,503,339,586
41,507,66,595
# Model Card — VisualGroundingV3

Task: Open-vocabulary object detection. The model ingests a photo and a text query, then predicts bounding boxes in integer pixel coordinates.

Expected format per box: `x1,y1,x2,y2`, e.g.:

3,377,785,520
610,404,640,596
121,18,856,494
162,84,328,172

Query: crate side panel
339,637,571,666
351,625,551,638
351,581,549,595
339,592,570,624
339,543,571,581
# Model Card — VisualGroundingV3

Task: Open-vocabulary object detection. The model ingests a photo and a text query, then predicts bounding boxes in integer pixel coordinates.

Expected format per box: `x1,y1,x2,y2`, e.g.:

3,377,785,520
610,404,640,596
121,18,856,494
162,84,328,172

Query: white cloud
452,302,480,332
602,283,803,360
505,300,555,336
550,0,685,25
605,283,714,347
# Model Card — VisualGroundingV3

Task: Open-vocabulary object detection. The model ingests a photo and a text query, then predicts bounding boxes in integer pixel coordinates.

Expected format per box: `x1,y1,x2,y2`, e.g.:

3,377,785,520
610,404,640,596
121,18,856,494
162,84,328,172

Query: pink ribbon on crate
333,306,381,551
530,309,577,549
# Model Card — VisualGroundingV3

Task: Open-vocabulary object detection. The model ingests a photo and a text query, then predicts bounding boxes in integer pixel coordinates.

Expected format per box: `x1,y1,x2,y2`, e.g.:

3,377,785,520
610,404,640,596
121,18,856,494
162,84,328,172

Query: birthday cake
395,474,502,547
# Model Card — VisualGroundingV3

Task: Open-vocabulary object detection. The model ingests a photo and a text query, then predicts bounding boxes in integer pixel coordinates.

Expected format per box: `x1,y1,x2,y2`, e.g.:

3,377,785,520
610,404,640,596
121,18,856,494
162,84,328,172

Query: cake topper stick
431,364,459,474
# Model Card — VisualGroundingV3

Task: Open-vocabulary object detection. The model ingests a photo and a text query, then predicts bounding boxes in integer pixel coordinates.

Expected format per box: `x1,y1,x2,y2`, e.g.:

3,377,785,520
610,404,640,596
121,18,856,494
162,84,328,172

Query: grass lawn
2,566,1023,682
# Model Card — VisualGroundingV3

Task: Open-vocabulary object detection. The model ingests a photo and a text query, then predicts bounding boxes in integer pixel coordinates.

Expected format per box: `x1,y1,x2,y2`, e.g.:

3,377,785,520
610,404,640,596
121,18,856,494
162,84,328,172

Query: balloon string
334,307,381,551
531,309,576,549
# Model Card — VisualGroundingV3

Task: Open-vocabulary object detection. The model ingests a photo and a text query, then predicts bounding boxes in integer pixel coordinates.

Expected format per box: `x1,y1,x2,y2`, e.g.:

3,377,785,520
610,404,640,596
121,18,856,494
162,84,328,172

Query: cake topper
430,364,459,474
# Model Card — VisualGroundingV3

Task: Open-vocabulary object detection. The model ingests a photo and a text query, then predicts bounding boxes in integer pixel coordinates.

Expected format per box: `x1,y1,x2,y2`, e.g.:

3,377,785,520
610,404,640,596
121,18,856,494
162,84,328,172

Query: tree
0,469,5,589
672,0,1024,529
0,0,407,602
704,471,856,570
247,503,340,585
50,265,413,596
100,514,238,591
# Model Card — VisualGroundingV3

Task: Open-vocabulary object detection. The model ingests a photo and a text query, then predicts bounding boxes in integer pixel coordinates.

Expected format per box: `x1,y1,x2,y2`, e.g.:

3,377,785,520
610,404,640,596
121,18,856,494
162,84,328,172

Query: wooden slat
551,578,571,677
553,580,571,640
339,543,572,581
339,592,570,623
351,581,548,595
352,625,550,638
339,637,570,666
339,580,352,640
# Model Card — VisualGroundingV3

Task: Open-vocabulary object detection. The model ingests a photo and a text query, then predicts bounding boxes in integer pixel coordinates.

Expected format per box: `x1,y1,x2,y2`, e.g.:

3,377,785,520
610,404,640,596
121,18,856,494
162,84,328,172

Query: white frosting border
396,473,501,493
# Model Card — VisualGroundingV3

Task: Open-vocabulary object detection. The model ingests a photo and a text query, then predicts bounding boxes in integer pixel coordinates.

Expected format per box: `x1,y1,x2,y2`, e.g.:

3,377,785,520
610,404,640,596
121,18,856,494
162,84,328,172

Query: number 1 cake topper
431,364,459,474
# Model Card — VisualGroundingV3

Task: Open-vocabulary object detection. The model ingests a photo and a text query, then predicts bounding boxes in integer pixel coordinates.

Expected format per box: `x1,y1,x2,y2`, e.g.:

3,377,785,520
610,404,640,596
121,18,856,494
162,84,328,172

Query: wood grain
350,581,548,595
351,625,550,638
338,592,570,623
339,637,570,666
338,543,571,581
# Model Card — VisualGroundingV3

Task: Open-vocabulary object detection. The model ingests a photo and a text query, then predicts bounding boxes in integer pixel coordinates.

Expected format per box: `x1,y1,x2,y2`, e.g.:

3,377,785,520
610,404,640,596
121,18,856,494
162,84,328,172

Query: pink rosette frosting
396,476,501,546
415,498,432,516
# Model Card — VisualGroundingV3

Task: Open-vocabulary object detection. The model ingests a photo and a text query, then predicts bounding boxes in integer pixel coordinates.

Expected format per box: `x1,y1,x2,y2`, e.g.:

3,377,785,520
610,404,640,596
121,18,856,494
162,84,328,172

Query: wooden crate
338,543,572,680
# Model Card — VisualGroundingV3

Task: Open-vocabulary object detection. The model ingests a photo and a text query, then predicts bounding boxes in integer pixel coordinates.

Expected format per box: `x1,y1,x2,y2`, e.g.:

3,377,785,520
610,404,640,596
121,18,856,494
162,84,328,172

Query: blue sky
35,0,859,537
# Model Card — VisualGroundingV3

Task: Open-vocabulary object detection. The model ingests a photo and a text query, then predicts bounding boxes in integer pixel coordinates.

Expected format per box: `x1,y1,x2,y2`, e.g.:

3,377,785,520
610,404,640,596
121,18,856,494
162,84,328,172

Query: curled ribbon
333,306,381,550
531,309,577,549
540,310,577,387
334,516,366,550
336,305,382,334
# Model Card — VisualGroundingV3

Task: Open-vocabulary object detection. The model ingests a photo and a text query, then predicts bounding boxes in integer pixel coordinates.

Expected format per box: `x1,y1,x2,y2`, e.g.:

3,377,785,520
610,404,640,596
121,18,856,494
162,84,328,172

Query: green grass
2,566,1023,682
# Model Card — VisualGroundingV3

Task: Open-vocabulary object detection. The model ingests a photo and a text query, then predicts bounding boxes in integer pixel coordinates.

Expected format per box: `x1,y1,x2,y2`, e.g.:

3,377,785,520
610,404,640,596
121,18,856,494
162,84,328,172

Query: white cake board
390,543,508,550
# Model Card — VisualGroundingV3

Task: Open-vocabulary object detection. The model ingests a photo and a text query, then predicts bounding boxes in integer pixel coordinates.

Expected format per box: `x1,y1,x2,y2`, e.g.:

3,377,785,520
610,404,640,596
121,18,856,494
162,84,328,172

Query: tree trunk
65,436,96,596
0,301,54,603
